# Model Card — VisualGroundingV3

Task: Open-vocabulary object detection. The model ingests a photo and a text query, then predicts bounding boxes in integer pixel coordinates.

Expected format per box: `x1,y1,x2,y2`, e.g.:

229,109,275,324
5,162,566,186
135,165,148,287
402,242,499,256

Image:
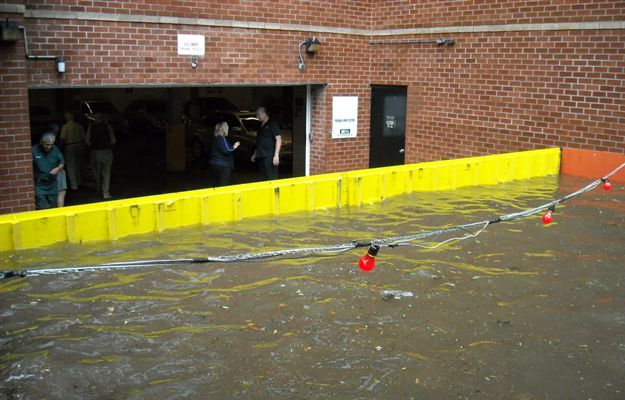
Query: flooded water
1,175,624,399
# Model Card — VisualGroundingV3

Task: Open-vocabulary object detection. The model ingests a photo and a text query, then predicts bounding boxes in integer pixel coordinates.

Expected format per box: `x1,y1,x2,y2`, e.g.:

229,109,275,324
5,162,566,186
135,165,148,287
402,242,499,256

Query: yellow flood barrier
0,148,560,252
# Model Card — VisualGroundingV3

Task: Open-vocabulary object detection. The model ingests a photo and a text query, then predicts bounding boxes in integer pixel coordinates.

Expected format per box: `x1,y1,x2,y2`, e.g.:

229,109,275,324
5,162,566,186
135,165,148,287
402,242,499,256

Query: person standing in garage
208,122,240,187
32,132,65,209
251,106,282,180
85,113,116,200
47,122,67,207
60,112,86,191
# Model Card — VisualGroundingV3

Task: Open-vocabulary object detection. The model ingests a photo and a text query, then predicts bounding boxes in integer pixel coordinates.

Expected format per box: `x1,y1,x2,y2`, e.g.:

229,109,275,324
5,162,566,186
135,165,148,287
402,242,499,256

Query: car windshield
87,102,117,113
240,116,260,132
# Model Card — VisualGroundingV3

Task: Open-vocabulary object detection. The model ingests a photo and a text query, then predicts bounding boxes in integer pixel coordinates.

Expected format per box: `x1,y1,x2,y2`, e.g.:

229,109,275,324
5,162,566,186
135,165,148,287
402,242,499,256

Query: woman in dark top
208,122,240,187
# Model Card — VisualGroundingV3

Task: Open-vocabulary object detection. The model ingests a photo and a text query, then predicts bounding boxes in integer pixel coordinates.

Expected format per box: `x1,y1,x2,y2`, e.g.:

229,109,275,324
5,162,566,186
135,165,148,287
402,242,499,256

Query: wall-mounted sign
177,34,205,56
332,96,358,139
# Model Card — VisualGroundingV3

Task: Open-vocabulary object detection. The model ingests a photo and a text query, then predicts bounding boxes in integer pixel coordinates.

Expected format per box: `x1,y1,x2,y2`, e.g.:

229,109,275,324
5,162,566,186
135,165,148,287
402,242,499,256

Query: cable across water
2,162,623,279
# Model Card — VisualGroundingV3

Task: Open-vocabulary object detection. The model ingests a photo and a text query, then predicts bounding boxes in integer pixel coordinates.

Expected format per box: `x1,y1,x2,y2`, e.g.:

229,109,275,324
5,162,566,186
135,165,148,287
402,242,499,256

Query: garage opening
28,85,312,207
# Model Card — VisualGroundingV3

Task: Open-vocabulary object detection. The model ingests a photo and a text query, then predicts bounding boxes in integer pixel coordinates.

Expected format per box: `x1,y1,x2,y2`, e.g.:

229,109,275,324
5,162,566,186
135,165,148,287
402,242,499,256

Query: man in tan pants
60,112,86,190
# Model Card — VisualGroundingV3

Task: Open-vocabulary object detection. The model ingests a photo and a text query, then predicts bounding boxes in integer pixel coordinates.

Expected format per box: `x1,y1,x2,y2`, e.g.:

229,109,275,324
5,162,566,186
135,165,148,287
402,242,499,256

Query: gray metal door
369,85,407,168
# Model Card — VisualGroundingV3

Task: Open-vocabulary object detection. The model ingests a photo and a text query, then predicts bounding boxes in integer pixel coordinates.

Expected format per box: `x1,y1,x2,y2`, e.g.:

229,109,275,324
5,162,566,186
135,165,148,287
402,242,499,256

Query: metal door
369,85,407,168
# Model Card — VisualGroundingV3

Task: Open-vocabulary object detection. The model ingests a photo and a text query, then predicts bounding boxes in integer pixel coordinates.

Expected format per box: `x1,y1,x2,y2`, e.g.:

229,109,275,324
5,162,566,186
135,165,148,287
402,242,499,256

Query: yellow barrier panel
0,148,561,252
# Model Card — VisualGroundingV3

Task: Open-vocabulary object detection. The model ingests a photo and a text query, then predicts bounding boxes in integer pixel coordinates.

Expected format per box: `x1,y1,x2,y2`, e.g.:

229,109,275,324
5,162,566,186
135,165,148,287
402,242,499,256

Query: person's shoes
103,193,112,200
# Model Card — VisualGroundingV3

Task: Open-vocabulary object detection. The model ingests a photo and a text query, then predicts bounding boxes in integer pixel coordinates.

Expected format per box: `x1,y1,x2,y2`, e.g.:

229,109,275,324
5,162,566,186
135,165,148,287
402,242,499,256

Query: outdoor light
191,58,198,69
298,37,321,70
56,58,65,73
358,244,380,272
436,38,455,46
304,37,321,53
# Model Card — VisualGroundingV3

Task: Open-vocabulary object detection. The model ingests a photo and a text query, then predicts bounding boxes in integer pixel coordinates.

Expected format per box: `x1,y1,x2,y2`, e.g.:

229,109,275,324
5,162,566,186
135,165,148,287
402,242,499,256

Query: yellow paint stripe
79,323,247,339
148,378,182,385
0,280,29,294
0,350,49,362
402,259,539,276
78,356,117,364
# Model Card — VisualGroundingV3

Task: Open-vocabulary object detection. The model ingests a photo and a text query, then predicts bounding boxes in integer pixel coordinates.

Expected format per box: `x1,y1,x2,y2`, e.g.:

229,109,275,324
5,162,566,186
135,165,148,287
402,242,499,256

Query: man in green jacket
32,132,65,209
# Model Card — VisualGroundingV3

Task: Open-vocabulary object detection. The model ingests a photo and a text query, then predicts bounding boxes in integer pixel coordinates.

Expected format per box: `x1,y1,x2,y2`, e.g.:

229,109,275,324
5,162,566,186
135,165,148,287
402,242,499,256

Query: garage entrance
27,85,313,206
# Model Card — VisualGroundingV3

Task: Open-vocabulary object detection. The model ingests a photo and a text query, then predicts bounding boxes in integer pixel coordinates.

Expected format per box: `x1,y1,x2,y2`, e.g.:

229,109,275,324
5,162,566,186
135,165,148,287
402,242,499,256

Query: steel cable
2,162,623,279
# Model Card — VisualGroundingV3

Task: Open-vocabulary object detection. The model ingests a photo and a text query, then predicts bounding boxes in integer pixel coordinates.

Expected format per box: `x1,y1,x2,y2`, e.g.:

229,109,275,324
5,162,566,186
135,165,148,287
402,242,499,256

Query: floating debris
381,290,415,301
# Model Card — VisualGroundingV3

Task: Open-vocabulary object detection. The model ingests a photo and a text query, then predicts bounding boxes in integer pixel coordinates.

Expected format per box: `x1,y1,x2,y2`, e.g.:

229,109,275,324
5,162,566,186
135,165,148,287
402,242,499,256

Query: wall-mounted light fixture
191,58,198,70
1,18,20,42
56,58,65,73
298,37,321,70
436,38,455,46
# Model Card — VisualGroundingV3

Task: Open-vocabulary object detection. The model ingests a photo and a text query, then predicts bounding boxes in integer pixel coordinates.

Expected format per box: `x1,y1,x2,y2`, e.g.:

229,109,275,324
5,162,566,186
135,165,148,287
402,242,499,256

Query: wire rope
2,162,623,279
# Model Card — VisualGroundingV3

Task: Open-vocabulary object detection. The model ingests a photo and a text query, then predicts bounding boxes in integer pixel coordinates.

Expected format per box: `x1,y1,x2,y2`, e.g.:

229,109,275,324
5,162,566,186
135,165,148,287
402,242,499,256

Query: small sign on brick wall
332,96,358,139
177,34,205,56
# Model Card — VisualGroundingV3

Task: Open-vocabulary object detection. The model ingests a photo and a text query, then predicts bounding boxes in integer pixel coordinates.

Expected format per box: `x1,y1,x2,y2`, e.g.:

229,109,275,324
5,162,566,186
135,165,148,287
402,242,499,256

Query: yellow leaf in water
496,300,520,307
406,352,429,361
252,342,278,349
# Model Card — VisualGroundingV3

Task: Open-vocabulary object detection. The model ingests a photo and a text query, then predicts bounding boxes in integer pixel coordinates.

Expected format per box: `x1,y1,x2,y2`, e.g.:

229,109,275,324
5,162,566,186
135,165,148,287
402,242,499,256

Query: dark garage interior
28,85,308,206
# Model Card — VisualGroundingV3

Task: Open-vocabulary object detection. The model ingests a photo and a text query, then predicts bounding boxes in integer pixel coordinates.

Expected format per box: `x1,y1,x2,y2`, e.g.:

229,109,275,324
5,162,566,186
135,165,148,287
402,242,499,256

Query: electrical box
1,19,20,42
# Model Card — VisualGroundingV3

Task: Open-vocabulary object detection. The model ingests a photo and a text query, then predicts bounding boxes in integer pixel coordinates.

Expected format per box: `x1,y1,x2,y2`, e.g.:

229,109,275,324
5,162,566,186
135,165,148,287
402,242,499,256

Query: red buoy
542,209,553,225
358,245,380,272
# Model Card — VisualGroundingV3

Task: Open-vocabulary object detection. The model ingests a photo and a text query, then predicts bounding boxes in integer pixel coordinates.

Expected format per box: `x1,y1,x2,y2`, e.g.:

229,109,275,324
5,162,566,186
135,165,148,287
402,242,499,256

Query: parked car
76,100,128,134
182,97,238,124
124,98,167,135
29,104,60,143
187,110,292,165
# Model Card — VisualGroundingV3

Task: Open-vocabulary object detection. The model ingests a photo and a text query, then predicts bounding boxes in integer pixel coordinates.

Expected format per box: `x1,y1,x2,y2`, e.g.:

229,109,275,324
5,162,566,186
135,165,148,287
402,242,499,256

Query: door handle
399,148,405,154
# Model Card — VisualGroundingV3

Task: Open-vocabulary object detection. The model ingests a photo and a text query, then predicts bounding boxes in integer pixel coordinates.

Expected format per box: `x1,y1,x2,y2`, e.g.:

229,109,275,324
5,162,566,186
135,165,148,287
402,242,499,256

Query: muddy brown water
1,175,624,400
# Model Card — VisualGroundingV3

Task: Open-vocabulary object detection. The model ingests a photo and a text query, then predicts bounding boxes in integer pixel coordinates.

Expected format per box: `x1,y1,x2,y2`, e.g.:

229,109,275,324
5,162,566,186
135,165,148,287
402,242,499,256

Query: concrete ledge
0,148,561,252
0,4,25,14
22,9,624,36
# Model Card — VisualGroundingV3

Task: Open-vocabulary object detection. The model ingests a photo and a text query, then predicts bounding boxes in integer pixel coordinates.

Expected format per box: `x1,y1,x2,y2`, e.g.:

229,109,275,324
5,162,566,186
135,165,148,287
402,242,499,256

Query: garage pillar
166,122,186,171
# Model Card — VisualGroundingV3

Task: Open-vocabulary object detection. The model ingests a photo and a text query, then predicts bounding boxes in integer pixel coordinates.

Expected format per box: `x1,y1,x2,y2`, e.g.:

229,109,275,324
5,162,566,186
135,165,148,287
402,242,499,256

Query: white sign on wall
332,96,358,139
177,34,205,56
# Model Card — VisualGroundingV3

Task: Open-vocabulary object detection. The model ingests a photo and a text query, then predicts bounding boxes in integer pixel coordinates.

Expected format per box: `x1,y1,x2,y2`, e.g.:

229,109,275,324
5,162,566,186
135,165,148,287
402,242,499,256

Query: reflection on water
1,175,624,399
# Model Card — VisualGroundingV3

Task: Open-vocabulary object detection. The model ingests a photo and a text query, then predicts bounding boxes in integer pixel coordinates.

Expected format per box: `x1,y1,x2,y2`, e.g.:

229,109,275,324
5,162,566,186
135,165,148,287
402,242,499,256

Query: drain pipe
370,38,455,46
19,26,56,60
19,25,65,72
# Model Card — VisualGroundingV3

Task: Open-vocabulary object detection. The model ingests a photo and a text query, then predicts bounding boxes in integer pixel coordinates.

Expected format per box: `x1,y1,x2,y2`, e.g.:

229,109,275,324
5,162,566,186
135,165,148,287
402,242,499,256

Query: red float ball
358,254,376,272
542,210,553,225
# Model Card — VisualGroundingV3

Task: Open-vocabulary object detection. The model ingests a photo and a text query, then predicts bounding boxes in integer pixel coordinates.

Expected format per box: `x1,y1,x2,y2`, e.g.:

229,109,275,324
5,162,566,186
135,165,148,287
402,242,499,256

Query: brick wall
372,0,625,29
0,11,35,213
370,29,625,163
1,1,624,214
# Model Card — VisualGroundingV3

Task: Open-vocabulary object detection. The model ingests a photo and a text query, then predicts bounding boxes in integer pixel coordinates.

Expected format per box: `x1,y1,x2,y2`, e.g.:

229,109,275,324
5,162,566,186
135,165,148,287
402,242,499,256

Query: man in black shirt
251,107,282,180
85,113,116,199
